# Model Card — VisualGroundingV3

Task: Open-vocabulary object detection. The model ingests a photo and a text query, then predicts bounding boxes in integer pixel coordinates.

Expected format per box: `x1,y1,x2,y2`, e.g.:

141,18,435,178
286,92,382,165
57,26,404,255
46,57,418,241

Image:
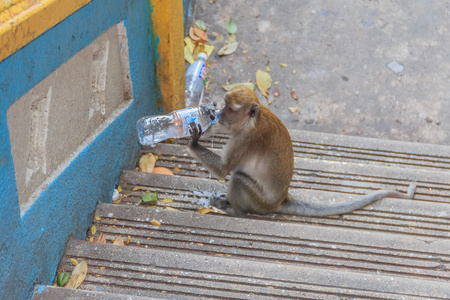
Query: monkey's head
220,86,260,132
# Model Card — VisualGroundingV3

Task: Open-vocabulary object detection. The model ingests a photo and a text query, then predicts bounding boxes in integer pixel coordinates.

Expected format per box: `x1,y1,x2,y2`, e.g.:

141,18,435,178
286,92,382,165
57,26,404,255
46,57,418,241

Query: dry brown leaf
288,106,299,113
64,260,87,289
152,167,174,176
193,26,208,42
139,153,157,173
113,236,124,246
150,220,161,226
189,26,202,42
291,88,298,100
92,232,106,244
255,69,271,98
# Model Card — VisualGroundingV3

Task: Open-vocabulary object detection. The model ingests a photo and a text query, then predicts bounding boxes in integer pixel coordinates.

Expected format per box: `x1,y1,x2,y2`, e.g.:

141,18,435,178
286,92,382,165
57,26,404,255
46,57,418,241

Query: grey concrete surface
192,0,450,145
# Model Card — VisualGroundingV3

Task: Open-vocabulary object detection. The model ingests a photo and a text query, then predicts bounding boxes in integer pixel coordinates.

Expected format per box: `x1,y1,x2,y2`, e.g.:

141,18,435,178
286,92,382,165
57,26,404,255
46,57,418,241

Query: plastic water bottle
185,52,207,107
136,102,220,146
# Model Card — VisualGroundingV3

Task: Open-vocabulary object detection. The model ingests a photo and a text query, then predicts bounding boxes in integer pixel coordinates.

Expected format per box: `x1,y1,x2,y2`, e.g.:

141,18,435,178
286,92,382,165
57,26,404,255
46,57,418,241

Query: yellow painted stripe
151,0,185,113
0,0,91,62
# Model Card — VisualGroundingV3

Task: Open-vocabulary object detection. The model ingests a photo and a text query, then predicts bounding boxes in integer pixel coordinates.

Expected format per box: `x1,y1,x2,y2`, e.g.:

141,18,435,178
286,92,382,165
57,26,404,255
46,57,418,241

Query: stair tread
60,239,449,299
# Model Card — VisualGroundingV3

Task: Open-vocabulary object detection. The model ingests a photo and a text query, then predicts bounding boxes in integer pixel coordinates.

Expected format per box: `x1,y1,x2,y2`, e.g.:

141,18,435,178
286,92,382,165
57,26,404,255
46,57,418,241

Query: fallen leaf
268,99,274,105
92,232,106,244
243,49,248,54
173,167,182,172
218,34,238,56
288,106,299,113
227,18,237,34
273,89,280,98
141,192,158,203
195,20,206,31
164,207,179,211
184,47,195,64
64,260,87,289
70,258,79,266
202,44,215,57
94,216,101,221
89,237,94,242
255,69,271,98
197,207,214,214
317,115,324,120
126,235,131,245
221,82,256,91
132,186,144,191
117,185,122,193
152,167,174,176
150,220,161,226
57,272,70,287
274,81,280,85
113,236,124,246
291,88,298,100
184,37,195,53
197,243,204,246
139,153,157,173
90,225,96,235
194,26,208,42
189,26,202,42
280,63,288,67
162,198,173,203
266,66,271,72
218,179,226,183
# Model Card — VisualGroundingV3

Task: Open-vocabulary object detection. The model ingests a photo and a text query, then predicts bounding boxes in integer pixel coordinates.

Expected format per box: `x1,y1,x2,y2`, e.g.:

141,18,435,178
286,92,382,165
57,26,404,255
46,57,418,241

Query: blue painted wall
0,0,159,299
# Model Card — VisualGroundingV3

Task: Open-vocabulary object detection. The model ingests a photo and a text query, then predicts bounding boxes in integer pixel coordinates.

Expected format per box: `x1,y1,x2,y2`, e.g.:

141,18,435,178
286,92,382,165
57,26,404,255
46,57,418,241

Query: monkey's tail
277,182,416,217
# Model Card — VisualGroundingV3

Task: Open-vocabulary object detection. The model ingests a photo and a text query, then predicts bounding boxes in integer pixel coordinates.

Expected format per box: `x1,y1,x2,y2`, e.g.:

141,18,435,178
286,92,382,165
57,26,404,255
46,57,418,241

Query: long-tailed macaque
187,86,415,217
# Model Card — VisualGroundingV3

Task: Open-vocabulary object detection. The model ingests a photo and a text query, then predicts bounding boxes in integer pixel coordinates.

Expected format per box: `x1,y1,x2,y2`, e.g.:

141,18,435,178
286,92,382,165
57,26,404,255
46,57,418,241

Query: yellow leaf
184,37,194,53
164,207,179,211
268,99,274,105
113,236,124,246
203,44,215,57
218,34,238,56
243,49,248,54
288,106,299,113
70,258,78,266
223,69,227,75
173,167,182,172
132,186,144,191
280,63,288,67
197,243,204,246
64,260,87,289
266,66,271,72
89,237,94,242
126,235,131,245
184,45,195,64
255,69,271,98
162,198,173,203
274,81,280,85
218,179,226,183
94,216,101,221
99,266,105,270
150,220,161,226
117,185,122,193
197,207,214,214
139,153,157,173
222,82,256,91
318,115,324,120
91,225,96,235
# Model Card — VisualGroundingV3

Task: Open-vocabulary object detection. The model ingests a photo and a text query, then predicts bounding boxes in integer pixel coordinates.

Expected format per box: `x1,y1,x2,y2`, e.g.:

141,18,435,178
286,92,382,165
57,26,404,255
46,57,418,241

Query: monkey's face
221,86,260,132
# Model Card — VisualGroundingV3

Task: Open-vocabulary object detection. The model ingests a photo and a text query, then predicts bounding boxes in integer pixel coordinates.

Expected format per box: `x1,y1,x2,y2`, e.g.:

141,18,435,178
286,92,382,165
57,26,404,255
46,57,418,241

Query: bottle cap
198,52,208,60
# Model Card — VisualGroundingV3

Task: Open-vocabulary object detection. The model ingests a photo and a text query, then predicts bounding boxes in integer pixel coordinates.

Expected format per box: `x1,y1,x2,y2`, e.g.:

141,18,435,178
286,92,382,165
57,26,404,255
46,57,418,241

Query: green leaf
227,18,237,34
141,192,158,203
57,272,70,287
195,20,206,31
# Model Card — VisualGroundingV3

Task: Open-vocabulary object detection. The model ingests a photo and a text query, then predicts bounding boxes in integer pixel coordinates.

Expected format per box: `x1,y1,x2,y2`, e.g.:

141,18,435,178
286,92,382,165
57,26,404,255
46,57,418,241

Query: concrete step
49,129,450,299
33,285,159,299
58,238,449,299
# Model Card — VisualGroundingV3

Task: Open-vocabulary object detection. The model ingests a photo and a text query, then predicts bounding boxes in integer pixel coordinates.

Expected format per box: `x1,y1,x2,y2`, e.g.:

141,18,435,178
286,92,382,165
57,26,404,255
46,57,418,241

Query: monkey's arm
187,123,237,178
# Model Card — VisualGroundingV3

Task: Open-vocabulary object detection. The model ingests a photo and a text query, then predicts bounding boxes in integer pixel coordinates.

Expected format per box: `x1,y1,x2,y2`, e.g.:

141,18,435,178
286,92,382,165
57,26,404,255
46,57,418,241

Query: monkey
187,86,416,217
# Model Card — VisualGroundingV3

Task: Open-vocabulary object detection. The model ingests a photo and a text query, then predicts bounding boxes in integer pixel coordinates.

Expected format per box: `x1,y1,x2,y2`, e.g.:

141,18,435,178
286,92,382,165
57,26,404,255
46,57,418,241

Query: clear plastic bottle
185,52,208,107
136,102,220,146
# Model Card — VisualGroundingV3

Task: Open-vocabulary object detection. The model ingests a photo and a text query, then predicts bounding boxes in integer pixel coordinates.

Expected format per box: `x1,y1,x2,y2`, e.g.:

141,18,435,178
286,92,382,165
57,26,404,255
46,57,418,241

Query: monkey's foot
210,194,231,210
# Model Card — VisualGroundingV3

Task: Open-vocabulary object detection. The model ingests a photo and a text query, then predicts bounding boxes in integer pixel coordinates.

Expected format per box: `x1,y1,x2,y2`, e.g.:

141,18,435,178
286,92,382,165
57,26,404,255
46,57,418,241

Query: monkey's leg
228,171,274,216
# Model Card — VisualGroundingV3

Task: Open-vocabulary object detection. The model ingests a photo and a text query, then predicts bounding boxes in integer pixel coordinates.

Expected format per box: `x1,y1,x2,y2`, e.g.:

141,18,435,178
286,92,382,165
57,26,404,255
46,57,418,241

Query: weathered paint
0,0,158,299
152,0,185,113
0,0,91,62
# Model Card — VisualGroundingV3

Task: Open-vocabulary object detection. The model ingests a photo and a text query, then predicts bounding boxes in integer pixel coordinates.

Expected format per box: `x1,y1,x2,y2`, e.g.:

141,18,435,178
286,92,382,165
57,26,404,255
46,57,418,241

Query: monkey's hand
188,122,203,149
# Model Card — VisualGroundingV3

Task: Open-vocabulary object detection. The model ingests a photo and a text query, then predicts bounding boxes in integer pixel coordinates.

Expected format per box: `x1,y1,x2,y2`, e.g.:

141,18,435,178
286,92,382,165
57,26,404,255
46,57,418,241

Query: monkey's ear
249,104,259,118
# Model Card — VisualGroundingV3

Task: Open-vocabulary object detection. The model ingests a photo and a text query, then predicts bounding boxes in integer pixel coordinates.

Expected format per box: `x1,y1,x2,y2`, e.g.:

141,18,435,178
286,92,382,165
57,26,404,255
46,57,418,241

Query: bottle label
174,108,199,137
198,63,206,83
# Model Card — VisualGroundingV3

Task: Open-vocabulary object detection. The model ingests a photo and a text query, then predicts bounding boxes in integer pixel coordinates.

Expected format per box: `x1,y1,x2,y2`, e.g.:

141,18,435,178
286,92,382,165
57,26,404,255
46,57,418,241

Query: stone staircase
34,129,450,299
